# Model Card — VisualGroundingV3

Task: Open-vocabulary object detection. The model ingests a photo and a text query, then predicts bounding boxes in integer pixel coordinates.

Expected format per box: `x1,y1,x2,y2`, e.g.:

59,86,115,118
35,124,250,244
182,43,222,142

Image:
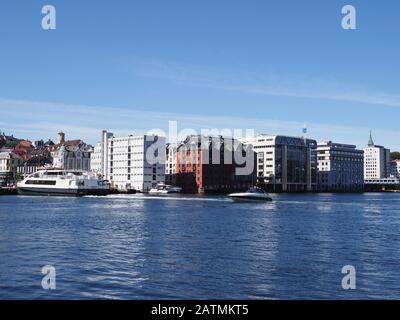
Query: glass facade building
241,135,317,192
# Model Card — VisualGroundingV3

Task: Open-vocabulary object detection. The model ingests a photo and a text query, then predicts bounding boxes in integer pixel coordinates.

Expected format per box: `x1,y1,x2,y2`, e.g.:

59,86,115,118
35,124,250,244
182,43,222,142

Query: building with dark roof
49,133,92,171
176,135,256,193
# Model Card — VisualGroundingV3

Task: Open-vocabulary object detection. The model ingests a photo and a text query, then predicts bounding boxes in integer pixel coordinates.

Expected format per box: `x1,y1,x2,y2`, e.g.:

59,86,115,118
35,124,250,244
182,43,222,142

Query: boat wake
84,194,231,202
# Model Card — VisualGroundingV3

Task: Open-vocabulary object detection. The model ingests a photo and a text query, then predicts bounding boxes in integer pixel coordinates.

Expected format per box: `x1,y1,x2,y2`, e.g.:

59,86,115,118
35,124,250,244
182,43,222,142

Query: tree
390,152,400,161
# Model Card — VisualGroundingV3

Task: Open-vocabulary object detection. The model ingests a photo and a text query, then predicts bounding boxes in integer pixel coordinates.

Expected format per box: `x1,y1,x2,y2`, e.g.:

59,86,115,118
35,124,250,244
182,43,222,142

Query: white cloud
0,97,398,150
131,59,400,108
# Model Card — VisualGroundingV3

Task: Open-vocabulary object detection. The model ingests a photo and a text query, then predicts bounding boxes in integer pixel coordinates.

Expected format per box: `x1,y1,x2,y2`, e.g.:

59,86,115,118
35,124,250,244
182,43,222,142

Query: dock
0,188,18,196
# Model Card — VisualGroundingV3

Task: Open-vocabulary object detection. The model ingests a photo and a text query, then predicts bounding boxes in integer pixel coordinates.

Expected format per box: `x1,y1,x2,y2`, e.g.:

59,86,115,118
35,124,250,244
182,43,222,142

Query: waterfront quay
0,187,17,196
1,130,400,194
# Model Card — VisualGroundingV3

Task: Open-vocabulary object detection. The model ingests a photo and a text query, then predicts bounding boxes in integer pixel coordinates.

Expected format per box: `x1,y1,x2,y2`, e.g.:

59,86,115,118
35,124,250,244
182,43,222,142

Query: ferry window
26,180,57,185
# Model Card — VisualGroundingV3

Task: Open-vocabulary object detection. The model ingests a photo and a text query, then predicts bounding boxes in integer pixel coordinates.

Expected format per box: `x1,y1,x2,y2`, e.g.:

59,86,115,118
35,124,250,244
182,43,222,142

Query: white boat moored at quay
228,187,272,202
148,183,182,194
17,169,110,196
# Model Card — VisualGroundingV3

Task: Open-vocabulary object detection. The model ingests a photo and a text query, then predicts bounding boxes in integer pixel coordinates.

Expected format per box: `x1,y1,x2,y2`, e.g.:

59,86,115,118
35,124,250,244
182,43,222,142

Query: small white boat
149,183,182,194
17,169,110,197
228,187,272,202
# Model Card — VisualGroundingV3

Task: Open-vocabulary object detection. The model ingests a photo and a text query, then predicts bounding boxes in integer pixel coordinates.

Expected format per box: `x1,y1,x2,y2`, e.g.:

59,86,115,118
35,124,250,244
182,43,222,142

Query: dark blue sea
0,193,400,299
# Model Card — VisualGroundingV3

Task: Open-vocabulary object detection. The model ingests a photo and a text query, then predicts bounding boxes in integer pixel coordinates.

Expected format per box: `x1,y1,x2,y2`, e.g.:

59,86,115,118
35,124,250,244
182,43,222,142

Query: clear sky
0,0,399,150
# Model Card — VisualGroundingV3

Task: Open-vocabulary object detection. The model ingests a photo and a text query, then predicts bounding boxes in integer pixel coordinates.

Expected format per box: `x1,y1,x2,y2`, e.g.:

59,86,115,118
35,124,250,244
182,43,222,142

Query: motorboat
17,169,110,196
148,183,182,194
228,187,272,202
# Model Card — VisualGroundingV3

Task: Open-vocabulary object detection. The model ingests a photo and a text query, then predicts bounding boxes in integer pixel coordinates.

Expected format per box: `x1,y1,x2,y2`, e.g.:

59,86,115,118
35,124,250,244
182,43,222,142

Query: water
1,193,400,299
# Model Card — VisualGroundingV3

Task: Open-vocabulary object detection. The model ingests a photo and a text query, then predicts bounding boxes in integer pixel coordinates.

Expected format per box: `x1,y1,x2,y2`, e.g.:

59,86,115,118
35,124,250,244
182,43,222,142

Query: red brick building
176,135,256,193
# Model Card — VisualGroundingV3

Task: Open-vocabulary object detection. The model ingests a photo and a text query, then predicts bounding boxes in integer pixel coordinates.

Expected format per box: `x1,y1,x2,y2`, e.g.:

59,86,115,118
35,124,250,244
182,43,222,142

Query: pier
0,187,17,196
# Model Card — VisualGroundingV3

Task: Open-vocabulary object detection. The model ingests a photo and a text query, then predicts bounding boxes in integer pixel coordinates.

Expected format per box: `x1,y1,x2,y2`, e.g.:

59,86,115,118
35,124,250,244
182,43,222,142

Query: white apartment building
0,151,22,185
317,141,364,192
241,134,317,192
165,143,178,185
90,142,103,175
364,132,390,180
92,130,166,192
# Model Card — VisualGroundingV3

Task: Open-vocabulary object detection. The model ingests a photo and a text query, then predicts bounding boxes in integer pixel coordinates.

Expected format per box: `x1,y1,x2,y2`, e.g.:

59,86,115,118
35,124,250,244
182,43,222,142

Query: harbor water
0,193,400,299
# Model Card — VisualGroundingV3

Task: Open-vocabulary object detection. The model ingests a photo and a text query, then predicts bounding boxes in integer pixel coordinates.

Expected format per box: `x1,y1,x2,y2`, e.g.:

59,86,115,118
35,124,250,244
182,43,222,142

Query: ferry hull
17,187,110,197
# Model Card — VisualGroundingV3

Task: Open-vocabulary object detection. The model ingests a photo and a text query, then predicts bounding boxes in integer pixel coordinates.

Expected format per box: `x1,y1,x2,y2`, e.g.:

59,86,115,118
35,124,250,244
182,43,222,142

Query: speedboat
149,183,182,194
17,169,110,196
228,187,272,202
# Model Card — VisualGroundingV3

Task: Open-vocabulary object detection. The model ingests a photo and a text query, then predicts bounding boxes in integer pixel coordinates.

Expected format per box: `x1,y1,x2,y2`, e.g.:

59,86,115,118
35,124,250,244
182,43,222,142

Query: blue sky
0,0,399,149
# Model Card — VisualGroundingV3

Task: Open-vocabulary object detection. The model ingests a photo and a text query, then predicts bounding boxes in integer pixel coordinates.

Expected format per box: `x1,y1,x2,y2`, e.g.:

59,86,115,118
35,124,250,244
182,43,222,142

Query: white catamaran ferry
17,169,110,196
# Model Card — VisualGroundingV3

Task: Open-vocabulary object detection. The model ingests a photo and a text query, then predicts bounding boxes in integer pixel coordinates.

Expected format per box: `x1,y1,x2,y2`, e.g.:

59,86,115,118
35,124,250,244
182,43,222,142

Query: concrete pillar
102,130,110,180
282,145,287,192
306,147,312,191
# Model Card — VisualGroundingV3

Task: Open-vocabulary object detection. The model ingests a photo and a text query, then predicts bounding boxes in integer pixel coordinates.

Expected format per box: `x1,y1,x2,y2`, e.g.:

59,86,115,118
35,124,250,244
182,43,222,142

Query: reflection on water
0,193,400,299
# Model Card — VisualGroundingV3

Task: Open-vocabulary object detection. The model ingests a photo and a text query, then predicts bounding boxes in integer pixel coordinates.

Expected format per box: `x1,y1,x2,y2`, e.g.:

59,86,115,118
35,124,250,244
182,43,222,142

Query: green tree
390,152,400,161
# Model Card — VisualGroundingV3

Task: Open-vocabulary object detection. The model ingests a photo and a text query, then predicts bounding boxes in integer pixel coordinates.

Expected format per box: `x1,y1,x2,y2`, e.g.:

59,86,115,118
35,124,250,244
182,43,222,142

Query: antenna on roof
302,124,308,144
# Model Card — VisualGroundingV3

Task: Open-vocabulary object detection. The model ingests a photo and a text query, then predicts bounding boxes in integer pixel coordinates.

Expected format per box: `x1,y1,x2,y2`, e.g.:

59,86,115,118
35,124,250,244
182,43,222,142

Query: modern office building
92,130,166,191
241,134,317,192
175,135,256,193
316,141,364,192
363,132,391,180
